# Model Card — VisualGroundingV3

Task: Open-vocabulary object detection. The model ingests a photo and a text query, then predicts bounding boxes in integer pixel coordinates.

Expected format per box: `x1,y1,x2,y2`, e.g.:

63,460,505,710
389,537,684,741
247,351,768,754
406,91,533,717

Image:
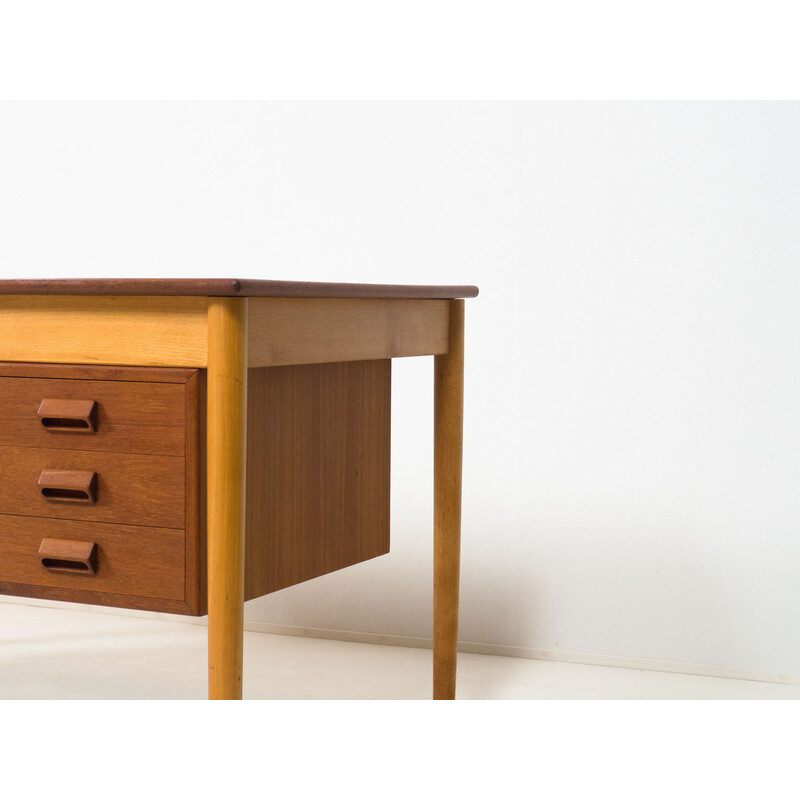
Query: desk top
0,279,478,299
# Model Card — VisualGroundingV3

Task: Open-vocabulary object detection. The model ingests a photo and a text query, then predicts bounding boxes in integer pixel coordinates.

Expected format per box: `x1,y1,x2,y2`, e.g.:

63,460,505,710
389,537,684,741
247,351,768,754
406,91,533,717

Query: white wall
2,102,799,678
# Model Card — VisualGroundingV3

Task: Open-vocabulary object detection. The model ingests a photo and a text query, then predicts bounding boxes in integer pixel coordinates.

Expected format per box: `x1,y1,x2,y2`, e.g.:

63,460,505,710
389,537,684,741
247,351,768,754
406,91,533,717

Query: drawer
0,374,187,456
0,514,186,604
0,445,185,529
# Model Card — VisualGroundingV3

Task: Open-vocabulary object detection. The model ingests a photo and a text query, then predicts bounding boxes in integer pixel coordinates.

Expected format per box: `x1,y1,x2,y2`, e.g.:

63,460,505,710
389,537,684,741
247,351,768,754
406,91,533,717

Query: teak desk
0,279,477,699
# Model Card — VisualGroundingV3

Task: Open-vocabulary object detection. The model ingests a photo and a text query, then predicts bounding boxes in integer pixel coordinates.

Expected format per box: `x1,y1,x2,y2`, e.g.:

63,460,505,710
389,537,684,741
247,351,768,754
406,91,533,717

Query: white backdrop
1,102,798,679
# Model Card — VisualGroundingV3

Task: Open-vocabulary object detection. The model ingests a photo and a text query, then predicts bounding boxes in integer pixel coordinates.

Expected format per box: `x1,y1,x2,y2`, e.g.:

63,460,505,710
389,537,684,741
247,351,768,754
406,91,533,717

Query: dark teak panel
244,360,391,600
185,370,206,615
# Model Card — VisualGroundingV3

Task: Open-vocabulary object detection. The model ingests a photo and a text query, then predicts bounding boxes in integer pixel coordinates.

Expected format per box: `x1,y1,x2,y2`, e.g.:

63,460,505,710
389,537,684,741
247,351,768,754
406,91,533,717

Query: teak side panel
0,446,185,529
185,370,206,615
0,375,188,456
0,295,208,367
247,298,449,367
244,360,391,599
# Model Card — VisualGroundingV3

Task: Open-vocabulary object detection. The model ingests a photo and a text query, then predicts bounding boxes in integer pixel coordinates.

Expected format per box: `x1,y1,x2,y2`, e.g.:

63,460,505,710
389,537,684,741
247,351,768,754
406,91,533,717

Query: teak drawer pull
38,538,98,575
38,398,98,433
38,469,98,503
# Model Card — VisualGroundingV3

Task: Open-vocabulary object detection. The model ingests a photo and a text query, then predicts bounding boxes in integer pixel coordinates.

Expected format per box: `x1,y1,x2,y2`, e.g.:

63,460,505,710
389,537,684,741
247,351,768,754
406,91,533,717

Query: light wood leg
433,299,464,700
207,297,248,700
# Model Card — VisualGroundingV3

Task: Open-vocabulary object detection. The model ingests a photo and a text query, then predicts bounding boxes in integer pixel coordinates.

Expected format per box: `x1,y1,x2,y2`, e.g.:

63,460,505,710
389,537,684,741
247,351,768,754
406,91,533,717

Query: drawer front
0,514,185,601
0,446,185,528
0,376,187,456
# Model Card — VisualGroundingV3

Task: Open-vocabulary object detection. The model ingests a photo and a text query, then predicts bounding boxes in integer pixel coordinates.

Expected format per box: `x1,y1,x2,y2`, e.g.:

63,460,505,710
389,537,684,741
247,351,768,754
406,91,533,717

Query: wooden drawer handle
38,398,98,433
38,538,98,575
38,469,98,503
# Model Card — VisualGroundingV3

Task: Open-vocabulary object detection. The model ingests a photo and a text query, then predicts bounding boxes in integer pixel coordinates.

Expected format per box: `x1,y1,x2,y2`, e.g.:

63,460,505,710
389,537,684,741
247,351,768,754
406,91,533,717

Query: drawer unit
0,363,202,615
0,360,391,618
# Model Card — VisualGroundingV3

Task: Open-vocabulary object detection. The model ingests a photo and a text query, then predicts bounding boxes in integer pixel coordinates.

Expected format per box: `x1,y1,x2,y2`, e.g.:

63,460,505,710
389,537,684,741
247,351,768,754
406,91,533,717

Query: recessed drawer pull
37,398,98,433
38,538,98,575
38,469,98,503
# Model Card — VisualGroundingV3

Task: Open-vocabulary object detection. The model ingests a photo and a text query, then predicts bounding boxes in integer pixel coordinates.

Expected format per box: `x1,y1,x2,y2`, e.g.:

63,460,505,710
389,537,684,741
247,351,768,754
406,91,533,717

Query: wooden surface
248,298,449,367
0,514,185,601
0,580,197,614
0,373,188,455
0,446,185,528
38,537,98,574
433,299,465,700
184,370,206,616
38,398,97,432
206,297,248,700
37,468,98,503
0,362,196,383
0,282,475,700
0,295,208,367
244,360,391,600
0,296,460,369
0,364,203,616
0,278,479,299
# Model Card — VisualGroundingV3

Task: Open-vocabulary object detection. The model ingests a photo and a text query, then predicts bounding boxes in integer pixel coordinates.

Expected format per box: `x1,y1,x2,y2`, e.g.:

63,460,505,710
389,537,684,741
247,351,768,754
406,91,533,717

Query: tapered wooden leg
207,297,248,700
433,299,464,700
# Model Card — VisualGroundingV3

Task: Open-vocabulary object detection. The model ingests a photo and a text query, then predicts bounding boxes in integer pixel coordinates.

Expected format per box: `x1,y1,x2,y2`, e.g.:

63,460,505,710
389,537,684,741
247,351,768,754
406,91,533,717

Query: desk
0,279,477,699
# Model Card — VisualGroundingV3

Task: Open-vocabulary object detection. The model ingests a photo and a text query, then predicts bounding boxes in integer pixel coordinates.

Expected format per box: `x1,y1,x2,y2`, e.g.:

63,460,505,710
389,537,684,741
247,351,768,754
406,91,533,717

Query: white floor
1,601,799,700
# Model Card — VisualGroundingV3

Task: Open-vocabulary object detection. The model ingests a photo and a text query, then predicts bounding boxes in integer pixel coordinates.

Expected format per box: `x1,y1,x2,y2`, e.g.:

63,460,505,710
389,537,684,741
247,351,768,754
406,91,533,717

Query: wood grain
0,514,185,601
185,370,206,616
0,278,479,299
0,295,208,367
244,360,391,600
433,299,465,700
0,581,197,614
206,297,248,700
0,446,185,528
0,362,196,383
248,298,449,367
0,374,188,455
